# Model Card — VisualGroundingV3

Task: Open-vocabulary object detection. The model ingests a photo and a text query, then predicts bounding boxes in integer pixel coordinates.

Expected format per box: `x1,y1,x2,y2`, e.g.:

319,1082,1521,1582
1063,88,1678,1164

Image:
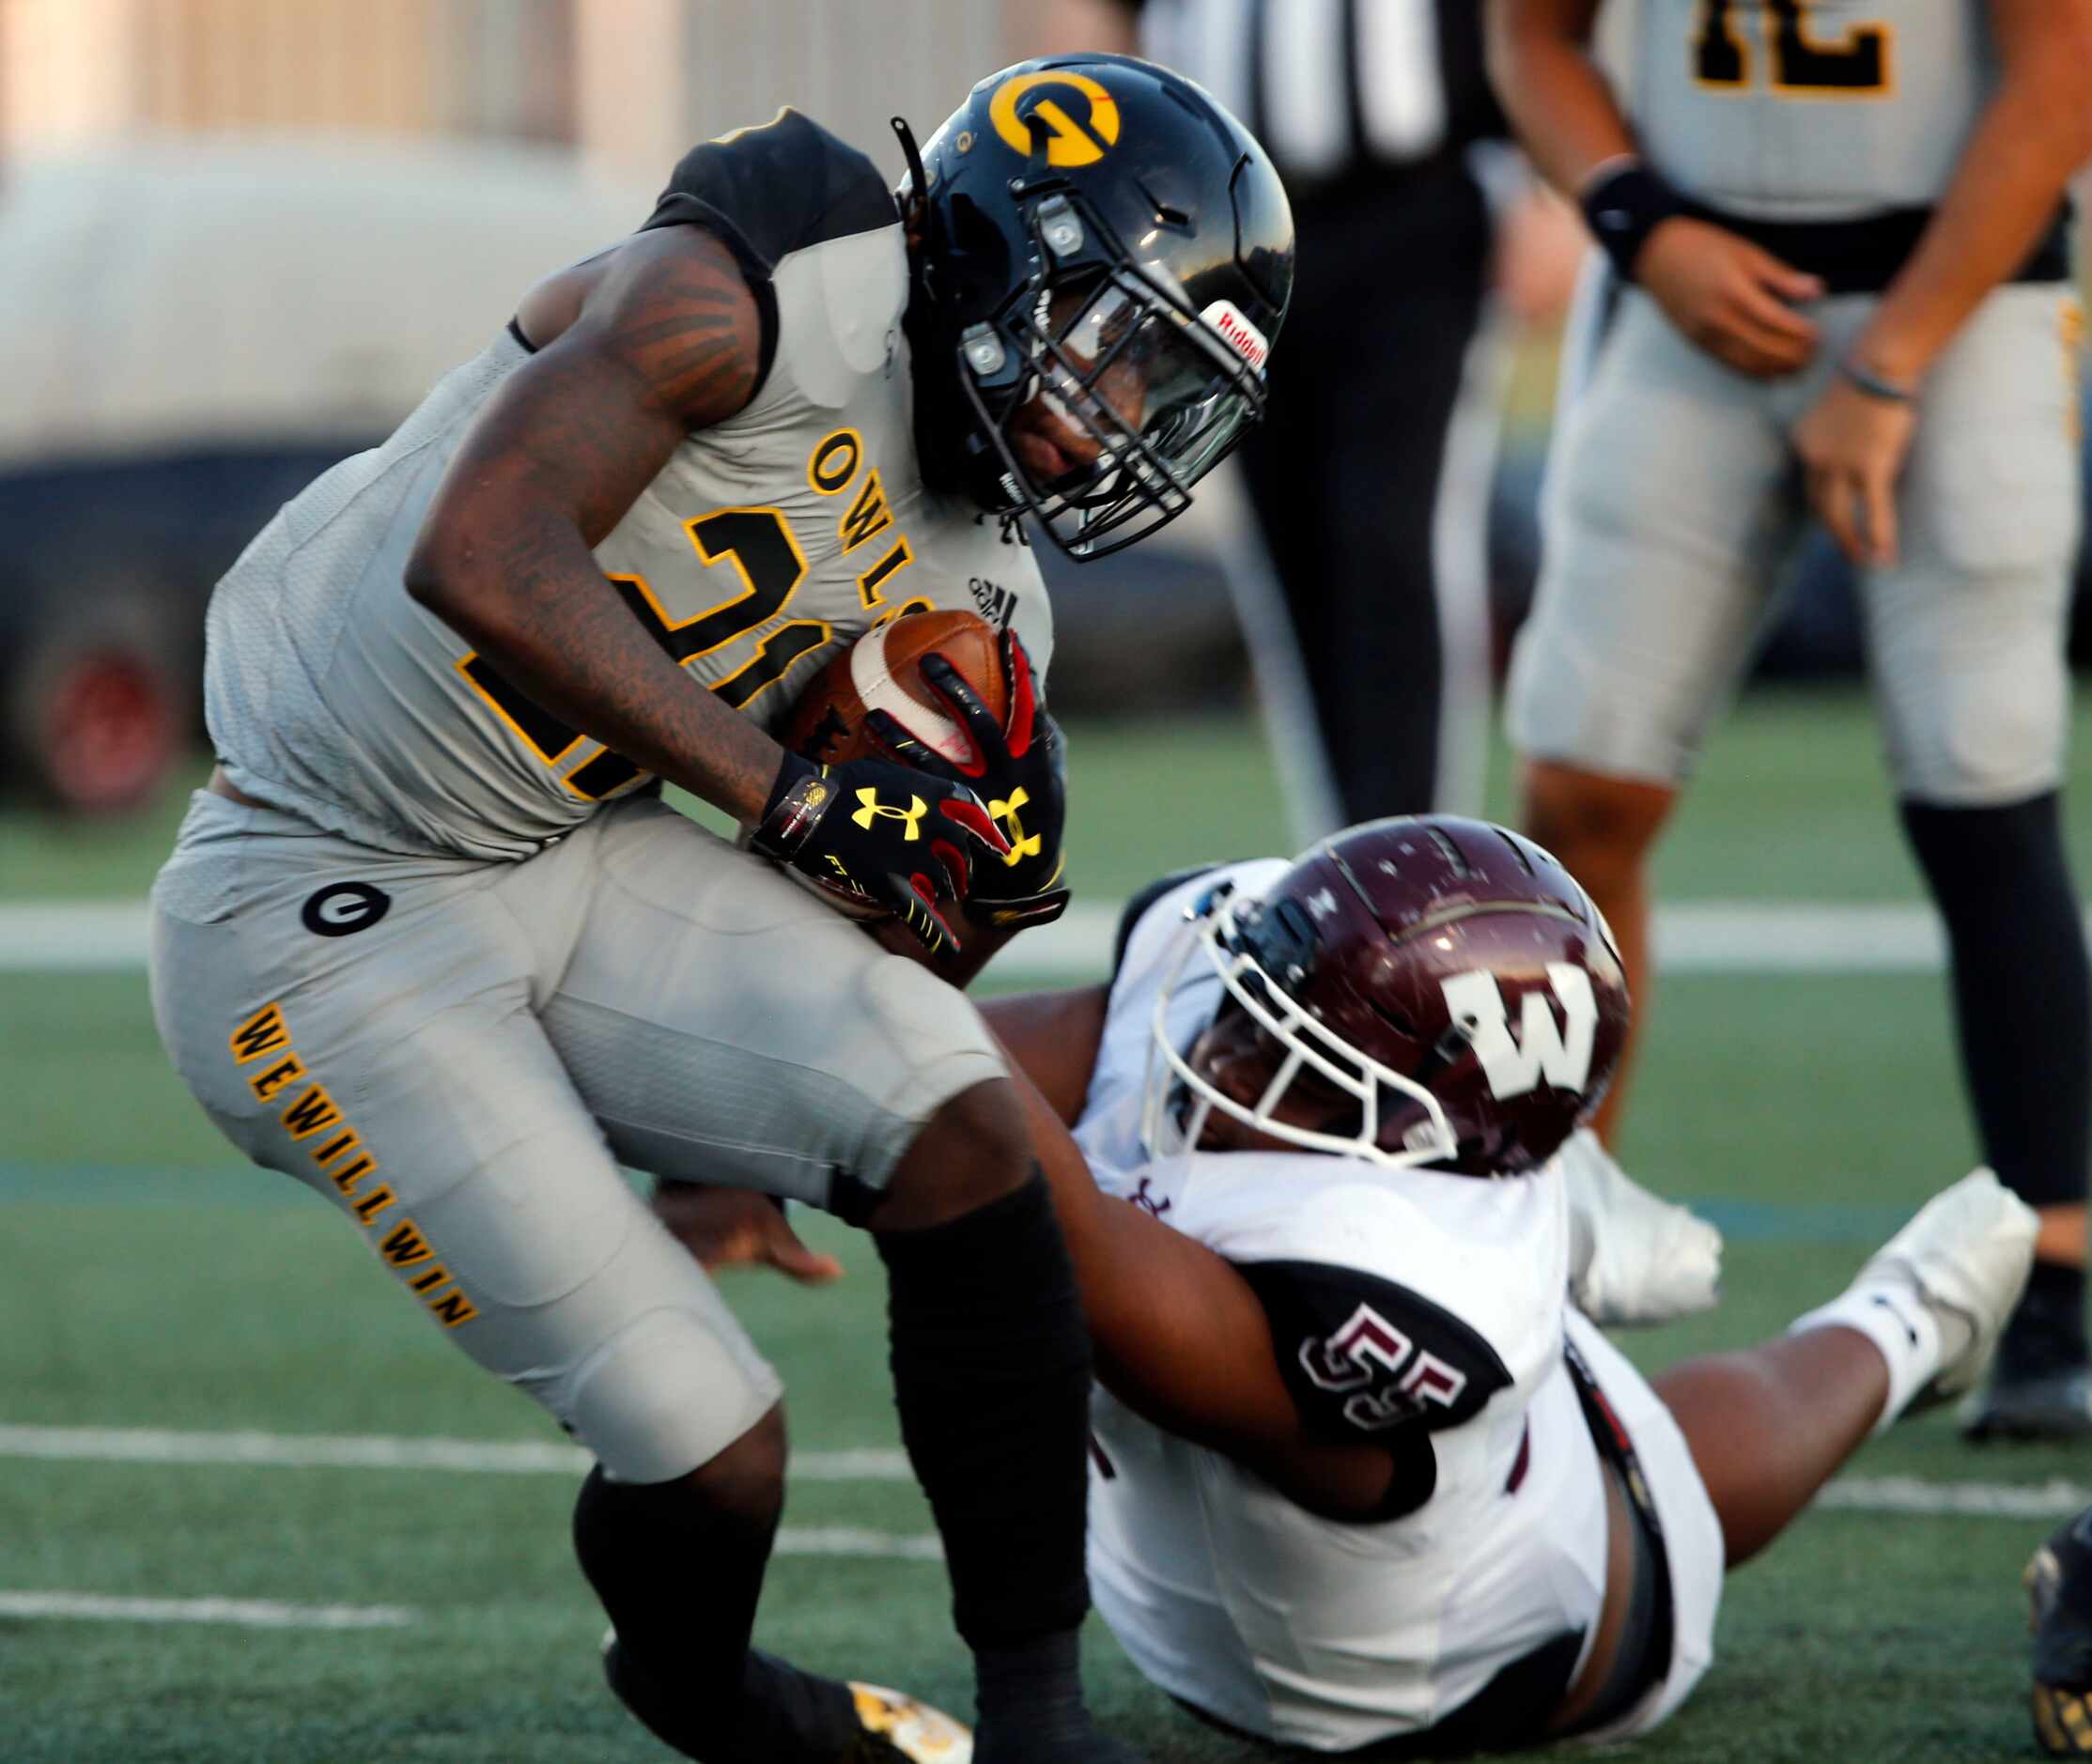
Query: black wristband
749,750,826,860
1580,162,1690,284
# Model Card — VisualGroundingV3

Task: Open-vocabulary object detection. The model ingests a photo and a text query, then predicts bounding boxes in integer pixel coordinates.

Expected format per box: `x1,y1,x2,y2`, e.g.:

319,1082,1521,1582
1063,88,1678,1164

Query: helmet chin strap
890,116,936,257
893,115,998,510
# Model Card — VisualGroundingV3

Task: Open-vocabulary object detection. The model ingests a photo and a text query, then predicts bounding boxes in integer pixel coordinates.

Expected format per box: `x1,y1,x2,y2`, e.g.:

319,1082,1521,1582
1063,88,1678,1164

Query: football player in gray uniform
695,816,2036,1752
1486,0,2092,1439
147,56,1291,1764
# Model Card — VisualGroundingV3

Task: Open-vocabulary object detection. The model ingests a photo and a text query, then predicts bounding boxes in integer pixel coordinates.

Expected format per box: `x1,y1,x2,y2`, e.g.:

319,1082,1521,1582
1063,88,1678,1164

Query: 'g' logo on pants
302,883,392,937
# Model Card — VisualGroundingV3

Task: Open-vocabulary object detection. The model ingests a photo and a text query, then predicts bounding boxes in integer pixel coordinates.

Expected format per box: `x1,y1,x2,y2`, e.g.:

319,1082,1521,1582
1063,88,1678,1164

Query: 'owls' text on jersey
1633,0,1994,220
203,110,1051,861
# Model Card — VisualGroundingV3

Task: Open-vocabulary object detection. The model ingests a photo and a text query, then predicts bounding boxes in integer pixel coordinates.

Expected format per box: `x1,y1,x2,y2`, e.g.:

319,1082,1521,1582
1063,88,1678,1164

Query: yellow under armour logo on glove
852,788,927,840
990,786,1044,866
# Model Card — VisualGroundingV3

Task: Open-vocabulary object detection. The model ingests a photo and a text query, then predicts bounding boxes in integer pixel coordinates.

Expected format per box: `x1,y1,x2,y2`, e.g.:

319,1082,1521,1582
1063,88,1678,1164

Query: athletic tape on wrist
751,751,824,858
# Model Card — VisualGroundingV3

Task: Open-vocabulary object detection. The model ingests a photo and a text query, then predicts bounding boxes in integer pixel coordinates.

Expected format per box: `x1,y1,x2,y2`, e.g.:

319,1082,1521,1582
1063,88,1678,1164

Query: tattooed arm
404,226,784,822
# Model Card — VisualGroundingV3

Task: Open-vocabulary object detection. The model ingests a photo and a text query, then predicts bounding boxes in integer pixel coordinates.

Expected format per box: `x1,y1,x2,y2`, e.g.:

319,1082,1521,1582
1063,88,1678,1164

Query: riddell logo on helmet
1201,302,1269,373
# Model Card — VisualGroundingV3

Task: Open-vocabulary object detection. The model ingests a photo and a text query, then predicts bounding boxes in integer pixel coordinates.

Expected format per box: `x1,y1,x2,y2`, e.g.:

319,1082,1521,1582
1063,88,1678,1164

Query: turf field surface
8,689,2092,1761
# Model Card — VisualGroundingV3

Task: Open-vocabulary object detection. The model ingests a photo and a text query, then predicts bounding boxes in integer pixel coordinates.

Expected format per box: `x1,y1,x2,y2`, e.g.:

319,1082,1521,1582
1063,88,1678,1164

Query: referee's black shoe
1963,1277,2092,1441
1962,1363,2092,1441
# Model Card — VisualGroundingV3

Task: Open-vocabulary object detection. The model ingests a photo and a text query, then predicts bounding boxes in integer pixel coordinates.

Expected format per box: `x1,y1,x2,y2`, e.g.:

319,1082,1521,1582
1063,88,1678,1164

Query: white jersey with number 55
1075,862,1612,1751
1632,0,1992,220
204,109,1050,862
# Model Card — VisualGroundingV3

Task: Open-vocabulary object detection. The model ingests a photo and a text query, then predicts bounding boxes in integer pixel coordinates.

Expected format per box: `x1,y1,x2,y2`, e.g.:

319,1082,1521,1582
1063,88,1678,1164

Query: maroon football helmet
1149,816,1631,1175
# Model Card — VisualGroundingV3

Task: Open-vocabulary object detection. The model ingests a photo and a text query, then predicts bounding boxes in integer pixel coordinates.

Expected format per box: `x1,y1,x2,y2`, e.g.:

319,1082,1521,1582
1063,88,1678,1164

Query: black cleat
604,1633,973,1763
1962,1364,2092,1442
2028,1507,2092,1755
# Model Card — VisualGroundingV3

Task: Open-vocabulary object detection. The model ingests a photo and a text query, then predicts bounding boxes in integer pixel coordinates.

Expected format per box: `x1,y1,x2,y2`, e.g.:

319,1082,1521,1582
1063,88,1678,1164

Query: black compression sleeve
1902,793,2089,1371
875,1171,1093,1650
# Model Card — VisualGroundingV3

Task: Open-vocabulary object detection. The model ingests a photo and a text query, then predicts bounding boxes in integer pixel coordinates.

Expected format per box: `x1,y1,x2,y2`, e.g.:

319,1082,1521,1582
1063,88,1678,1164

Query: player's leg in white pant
1507,281,1801,1137
149,793,975,1764
530,798,1133,1764
149,794,782,1478
1846,283,2092,1434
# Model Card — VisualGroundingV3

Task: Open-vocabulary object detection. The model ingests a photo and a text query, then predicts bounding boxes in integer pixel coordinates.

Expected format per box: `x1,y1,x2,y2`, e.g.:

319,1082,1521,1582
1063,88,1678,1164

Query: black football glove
864,630,1071,931
749,750,1010,957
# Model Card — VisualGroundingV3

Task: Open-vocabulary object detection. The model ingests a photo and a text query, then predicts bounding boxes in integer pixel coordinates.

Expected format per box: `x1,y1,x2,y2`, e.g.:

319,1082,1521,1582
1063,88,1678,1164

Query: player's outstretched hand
750,750,1009,956
653,1183,844,1284
864,631,1071,931
1792,371,1918,569
1559,1129,1724,1325
1635,217,1824,379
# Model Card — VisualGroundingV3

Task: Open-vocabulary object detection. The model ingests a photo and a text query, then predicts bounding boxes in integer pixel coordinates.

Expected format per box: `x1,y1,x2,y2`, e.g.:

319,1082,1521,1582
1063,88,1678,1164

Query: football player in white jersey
147,56,1292,1764
1484,3,2092,1438
954,817,2030,1752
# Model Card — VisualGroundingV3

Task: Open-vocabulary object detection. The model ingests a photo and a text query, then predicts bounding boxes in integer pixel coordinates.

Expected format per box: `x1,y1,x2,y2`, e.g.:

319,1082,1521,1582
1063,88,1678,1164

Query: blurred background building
0,0,2083,816
0,0,1047,812
0,0,1010,176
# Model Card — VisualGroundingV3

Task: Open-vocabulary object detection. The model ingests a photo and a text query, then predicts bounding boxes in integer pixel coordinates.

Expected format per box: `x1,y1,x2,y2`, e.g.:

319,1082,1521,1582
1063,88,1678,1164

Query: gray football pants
148,790,1005,1482
1510,270,2084,803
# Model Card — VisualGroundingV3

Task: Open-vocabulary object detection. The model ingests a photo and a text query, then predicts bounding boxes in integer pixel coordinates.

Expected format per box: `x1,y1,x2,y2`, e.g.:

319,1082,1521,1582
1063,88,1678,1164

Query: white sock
1789,1282,1949,1435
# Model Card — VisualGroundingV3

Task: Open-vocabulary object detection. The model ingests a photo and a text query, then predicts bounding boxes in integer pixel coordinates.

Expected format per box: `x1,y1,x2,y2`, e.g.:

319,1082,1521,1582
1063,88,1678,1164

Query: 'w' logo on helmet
1441,966,1600,1101
852,789,927,840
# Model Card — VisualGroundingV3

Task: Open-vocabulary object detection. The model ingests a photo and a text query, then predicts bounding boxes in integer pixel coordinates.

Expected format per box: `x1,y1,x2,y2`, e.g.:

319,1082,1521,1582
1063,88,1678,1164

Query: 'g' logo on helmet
989,71,1121,168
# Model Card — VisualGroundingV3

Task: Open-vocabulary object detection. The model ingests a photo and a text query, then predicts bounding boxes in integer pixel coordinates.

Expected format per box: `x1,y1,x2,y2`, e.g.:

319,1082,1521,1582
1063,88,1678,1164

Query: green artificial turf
4,688,2087,1760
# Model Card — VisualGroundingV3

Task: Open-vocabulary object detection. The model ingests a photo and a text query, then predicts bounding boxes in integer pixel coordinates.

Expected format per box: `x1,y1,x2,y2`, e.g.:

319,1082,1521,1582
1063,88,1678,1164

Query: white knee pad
564,1307,784,1485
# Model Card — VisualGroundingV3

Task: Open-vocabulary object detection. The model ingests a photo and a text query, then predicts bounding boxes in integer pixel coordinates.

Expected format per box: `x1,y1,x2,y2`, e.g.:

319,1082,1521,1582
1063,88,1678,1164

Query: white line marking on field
1821,1476,2092,1521
8,1483,2074,1637
0,1424,910,1481
8,1422,2090,1529
10,899,2084,978
777,1527,943,1561
0,903,151,972
0,1592,414,1629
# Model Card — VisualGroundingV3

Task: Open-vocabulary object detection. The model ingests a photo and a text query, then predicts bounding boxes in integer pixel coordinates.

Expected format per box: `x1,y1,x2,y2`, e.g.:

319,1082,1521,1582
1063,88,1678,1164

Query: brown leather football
782,608,1007,766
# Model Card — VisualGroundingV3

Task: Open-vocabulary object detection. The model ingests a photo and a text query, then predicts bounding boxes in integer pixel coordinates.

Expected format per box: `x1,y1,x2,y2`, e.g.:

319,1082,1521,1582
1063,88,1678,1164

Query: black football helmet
1147,817,1631,1176
898,54,1294,559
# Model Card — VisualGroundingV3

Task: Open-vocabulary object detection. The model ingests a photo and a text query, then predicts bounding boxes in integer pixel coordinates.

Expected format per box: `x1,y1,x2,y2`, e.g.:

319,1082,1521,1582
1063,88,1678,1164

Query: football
782,608,1007,768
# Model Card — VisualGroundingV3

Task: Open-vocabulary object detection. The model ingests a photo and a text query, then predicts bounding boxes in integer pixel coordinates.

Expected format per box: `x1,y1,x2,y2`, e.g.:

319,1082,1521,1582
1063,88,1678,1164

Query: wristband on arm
1579,159,1690,284
1837,357,1919,404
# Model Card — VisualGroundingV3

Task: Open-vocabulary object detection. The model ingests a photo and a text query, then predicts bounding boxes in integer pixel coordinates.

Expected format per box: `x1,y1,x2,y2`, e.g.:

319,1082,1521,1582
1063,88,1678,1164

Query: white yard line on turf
4,1424,2087,1524
0,1423,908,1480
0,1592,414,1629
0,1535,943,1632
1821,1476,2092,1521
9,899,2090,978
777,1527,944,1561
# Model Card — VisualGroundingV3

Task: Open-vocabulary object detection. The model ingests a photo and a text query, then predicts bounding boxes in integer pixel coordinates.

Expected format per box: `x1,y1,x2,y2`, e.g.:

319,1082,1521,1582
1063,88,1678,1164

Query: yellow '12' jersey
1630,0,1992,220
204,110,1050,861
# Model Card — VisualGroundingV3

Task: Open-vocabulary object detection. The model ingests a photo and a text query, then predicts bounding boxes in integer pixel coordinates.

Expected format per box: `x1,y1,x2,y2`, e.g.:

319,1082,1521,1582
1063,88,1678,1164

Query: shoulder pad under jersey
643,108,897,279
1236,1259,1514,1441
1111,862,1232,980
